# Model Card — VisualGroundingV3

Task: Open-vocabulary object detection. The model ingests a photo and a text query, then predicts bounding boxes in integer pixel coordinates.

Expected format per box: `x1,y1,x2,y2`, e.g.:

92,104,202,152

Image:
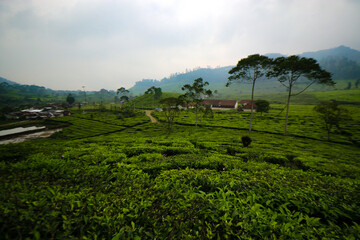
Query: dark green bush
241,136,252,147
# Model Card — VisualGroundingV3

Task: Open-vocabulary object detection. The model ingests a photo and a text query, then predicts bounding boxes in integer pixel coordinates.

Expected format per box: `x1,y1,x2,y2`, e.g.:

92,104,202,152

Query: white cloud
0,0,359,90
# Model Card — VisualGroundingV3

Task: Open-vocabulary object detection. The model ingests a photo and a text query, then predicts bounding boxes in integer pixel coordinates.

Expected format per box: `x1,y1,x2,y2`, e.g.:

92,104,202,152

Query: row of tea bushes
1,110,359,239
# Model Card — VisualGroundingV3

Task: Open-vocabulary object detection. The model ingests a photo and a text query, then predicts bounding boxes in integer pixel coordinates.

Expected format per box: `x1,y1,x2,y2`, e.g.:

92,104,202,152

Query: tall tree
314,101,351,141
181,78,212,127
117,87,129,108
159,97,181,133
267,55,334,135
227,54,271,131
120,96,129,102
66,93,75,105
117,87,129,96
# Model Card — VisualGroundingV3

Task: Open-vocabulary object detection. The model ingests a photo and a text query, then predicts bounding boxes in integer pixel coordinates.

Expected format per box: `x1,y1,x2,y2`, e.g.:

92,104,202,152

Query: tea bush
1,106,360,239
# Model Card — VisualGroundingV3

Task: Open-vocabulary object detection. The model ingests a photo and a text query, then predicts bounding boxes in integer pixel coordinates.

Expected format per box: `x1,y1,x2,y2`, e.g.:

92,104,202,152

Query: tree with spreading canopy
313,101,351,141
117,87,129,96
267,55,334,135
227,54,271,131
117,87,129,108
181,78,212,127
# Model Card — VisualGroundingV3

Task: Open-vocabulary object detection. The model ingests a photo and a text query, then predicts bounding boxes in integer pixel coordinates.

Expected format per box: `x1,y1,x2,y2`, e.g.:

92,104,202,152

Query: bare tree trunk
284,85,292,136
326,124,331,141
195,106,198,127
249,80,256,131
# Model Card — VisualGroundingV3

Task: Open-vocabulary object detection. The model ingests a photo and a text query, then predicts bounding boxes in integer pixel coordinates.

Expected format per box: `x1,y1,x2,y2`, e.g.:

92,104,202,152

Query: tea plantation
1,105,359,239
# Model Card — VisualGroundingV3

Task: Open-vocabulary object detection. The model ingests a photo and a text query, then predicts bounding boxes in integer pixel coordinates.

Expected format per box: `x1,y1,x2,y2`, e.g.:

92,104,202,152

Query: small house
239,100,256,110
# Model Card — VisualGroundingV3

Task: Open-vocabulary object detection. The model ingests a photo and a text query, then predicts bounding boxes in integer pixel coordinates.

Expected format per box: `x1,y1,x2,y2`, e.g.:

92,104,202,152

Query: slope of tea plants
49,112,150,139
0,108,359,239
153,104,360,144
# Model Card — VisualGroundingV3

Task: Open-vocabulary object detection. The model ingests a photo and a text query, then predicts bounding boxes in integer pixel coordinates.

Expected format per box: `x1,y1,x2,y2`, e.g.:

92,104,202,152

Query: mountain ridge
0,76,18,85
129,45,360,95
1,45,359,95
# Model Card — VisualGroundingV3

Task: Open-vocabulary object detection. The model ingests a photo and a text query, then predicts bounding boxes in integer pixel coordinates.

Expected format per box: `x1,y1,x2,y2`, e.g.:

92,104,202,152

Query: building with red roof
202,99,238,110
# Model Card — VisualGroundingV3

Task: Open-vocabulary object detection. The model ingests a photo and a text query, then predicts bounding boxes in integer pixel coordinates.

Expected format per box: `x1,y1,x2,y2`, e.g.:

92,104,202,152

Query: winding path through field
145,110,159,123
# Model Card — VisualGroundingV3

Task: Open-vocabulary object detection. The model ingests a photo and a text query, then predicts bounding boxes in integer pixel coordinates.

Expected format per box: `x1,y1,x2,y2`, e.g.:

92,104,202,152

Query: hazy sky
0,0,359,91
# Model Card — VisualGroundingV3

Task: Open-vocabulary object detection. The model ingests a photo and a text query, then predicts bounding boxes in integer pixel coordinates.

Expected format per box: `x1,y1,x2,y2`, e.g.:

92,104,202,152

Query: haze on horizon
0,0,359,91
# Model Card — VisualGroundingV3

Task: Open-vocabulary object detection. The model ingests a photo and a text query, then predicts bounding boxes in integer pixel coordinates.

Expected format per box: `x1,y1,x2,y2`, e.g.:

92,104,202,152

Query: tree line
118,54,351,140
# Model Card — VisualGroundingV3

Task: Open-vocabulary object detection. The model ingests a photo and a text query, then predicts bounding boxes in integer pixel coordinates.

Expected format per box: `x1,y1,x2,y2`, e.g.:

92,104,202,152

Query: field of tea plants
0,105,359,239
49,111,150,139
153,104,360,144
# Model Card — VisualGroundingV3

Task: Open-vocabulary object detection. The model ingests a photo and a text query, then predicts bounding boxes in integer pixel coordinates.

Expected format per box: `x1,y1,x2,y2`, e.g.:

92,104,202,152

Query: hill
0,78,120,108
0,76,18,85
301,45,360,64
129,46,360,96
130,66,233,96
130,92,181,108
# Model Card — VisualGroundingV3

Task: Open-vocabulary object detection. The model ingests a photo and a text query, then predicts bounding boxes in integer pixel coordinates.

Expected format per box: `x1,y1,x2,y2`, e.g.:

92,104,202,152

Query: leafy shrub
226,146,243,156
262,154,309,170
138,153,164,162
242,135,252,147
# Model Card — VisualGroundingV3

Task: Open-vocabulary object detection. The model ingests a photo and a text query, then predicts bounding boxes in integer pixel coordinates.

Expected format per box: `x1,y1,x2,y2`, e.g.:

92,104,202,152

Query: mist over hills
301,45,360,63
1,45,359,99
130,46,360,95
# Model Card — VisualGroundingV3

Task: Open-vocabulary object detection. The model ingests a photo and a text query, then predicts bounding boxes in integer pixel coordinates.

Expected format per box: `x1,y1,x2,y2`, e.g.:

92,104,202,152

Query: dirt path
145,110,159,123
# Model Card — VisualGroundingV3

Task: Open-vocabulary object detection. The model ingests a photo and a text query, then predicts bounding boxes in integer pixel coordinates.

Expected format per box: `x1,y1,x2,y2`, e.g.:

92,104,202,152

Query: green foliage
267,55,335,136
145,86,162,100
227,54,272,131
241,135,252,147
181,78,212,126
116,87,130,107
1,106,360,239
314,101,352,141
159,97,181,133
203,105,214,119
117,87,129,96
256,99,270,115
66,94,75,105
120,95,129,102
227,54,271,86
130,92,181,109
117,106,136,119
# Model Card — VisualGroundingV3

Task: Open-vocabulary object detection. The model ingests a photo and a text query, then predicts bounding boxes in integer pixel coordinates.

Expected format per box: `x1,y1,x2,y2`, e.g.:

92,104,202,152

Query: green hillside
1,102,359,239
129,92,181,108
245,89,360,105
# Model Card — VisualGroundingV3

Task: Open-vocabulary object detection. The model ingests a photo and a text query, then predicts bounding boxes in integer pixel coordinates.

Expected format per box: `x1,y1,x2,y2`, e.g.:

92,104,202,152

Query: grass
0,103,359,239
